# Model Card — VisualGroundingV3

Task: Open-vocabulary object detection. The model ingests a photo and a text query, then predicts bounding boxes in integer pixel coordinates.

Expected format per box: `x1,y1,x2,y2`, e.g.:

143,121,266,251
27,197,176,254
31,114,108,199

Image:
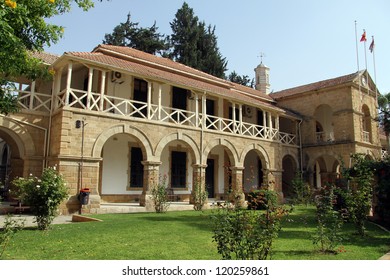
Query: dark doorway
206,99,216,129
205,158,215,198
133,78,148,118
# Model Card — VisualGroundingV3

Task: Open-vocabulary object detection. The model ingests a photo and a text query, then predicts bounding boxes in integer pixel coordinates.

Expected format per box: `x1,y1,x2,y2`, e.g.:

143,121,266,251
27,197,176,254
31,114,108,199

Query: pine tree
169,2,201,68
169,2,227,78
103,13,169,55
228,71,254,87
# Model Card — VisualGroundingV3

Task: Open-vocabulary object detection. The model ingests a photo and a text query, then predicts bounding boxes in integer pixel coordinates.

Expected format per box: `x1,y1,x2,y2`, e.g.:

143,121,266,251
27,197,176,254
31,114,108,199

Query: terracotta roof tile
270,71,362,99
31,51,59,65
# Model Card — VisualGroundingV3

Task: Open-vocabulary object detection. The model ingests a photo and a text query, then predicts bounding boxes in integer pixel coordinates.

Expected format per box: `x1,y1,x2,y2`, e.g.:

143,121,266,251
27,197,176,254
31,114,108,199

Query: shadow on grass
138,213,213,232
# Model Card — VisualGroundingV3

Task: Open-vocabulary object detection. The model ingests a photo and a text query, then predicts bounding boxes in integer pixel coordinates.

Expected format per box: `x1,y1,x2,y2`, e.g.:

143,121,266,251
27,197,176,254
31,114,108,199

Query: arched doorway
282,155,297,199
243,149,265,193
205,145,236,200
159,139,197,202
313,155,340,188
100,133,146,202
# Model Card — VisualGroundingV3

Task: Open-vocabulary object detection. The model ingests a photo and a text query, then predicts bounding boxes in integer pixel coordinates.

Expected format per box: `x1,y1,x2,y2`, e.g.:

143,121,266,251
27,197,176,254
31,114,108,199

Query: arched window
362,105,371,143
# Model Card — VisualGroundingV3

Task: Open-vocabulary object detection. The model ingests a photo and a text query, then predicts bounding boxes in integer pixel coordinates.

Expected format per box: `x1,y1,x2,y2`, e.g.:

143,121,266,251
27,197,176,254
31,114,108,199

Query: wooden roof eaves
94,45,233,89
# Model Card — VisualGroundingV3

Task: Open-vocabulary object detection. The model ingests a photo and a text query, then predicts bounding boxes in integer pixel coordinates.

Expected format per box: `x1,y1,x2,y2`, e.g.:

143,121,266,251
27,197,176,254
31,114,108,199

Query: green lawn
2,206,390,260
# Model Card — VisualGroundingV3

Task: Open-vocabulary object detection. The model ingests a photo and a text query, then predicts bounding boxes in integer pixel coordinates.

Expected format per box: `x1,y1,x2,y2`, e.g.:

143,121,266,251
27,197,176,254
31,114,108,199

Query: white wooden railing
16,90,51,113
51,88,298,145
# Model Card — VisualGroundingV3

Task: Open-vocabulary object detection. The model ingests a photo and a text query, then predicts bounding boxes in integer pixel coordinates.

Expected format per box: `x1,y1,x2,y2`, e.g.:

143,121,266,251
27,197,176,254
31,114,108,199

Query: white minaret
254,55,270,94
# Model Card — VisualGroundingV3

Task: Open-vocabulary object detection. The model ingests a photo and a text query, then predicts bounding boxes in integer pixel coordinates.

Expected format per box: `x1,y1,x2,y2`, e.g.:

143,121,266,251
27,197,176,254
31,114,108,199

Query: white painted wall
101,134,141,195
243,150,261,192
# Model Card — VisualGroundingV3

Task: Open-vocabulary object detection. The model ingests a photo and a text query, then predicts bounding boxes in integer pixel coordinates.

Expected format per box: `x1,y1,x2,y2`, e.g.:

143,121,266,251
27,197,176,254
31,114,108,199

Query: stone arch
314,104,334,142
202,138,239,167
154,132,200,164
240,143,270,170
362,104,372,142
92,124,153,160
0,117,36,157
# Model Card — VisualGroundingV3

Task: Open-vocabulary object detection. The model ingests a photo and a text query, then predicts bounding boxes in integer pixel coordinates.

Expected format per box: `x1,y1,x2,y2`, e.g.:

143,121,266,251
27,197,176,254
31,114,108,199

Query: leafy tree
0,0,100,115
378,92,390,150
103,13,169,55
228,71,254,87
169,2,227,78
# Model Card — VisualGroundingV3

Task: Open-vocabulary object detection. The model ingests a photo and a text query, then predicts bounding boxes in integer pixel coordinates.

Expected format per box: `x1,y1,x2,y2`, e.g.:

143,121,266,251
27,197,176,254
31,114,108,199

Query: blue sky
45,0,390,94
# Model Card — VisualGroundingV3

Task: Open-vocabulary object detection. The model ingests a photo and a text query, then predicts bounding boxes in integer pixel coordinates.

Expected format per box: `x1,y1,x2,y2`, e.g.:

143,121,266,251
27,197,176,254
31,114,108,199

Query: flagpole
362,29,370,97
355,21,360,72
371,36,378,106
363,33,368,71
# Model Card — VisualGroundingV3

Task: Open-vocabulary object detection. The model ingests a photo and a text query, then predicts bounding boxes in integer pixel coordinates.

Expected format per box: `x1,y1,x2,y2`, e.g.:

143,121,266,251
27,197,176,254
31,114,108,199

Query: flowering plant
11,167,68,230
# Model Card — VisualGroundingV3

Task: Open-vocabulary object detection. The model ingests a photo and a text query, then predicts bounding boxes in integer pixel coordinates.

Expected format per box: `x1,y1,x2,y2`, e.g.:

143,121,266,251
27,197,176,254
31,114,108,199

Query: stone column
140,161,161,211
191,163,207,206
230,166,245,207
267,169,283,203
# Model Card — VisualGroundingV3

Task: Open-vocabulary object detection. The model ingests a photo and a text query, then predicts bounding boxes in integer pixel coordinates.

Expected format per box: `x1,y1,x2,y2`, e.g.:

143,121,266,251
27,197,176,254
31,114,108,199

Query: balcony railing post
29,81,36,110
232,103,236,133
201,93,206,129
99,71,106,111
158,84,162,120
195,93,199,127
239,104,243,135
87,67,93,109
147,82,152,119
65,62,73,106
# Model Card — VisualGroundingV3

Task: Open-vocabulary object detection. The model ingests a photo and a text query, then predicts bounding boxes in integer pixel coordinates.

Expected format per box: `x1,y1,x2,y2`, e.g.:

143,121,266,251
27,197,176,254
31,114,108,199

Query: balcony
50,87,298,146
11,82,297,146
363,131,370,143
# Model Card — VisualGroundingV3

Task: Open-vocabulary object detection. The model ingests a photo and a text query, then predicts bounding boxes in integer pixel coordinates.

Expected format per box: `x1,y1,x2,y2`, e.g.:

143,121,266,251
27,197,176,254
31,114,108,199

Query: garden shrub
247,188,276,210
312,184,344,253
192,181,208,211
150,174,170,213
212,187,290,260
344,154,374,236
292,172,312,205
373,156,390,223
0,215,25,259
11,166,68,230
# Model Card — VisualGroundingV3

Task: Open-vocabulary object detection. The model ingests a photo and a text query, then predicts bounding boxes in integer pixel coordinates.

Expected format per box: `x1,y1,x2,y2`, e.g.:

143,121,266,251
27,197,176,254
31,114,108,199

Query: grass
2,206,390,260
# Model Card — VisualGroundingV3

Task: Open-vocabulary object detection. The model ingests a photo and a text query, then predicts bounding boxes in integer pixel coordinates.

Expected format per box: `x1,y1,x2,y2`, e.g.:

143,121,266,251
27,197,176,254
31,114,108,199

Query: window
172,87,188,122
257,110,264,126
206,99,216,129
133,78,148,118
228,106,239,121
171,151,186,188
130,147,144,188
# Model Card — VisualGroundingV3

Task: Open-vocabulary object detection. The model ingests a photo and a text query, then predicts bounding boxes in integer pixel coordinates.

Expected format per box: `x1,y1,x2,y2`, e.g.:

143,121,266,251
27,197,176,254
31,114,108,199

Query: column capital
192,163,207,169
141,161,162,167
230,166,245,172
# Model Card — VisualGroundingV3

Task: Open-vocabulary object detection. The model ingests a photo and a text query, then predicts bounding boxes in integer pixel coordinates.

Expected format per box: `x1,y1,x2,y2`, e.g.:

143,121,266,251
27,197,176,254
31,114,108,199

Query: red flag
360,30,367,42
369,37,375,52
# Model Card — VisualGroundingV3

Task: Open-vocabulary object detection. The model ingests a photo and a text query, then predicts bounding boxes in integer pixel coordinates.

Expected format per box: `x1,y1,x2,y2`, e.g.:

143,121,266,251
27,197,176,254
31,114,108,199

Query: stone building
0,45,381,213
